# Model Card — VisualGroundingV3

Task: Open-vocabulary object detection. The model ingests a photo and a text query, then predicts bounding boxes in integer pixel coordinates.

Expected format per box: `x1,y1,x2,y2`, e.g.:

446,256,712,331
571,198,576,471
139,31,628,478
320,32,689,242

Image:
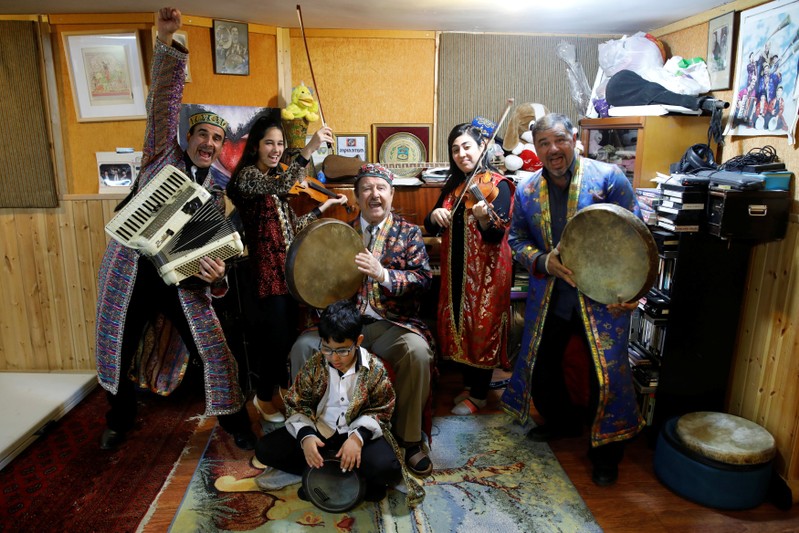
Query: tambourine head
559,203,658,305
302,458,366,513
285,219,365,309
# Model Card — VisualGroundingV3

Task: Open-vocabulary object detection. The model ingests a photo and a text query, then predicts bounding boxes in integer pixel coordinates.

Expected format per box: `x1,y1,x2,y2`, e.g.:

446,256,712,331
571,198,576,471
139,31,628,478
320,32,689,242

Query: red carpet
0,383,204,533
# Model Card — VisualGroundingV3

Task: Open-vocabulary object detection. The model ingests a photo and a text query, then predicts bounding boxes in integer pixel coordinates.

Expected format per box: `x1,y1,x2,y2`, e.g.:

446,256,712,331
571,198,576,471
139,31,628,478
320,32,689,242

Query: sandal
451,397,486,416
253,396,286,423
404,444,433,478
453,387,472,405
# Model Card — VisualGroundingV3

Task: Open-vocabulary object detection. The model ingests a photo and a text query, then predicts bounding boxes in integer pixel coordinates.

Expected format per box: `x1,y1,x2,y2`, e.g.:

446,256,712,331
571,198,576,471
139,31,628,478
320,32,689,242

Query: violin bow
296,4,333,150
450,97,515,215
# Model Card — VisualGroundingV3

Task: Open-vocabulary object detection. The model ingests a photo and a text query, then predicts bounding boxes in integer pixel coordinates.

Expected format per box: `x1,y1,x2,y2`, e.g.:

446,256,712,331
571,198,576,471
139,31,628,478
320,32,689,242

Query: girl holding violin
424,123,515,415
227,117,347,423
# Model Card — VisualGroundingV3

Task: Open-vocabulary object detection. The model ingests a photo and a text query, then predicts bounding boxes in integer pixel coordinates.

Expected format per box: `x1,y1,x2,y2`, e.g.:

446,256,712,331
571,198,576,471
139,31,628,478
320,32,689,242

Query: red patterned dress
430,171,515,369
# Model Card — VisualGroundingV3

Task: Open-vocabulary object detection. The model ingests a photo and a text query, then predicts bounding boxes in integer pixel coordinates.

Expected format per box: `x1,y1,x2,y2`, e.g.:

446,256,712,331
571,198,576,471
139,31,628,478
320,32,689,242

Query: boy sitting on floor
253,299,424,505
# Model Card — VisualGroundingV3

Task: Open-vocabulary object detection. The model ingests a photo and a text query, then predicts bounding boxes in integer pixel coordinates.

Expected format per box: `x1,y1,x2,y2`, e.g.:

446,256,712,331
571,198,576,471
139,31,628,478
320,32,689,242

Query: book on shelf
660,199,705,210
661,188,707,203
657,219,700,233
656,209,703,226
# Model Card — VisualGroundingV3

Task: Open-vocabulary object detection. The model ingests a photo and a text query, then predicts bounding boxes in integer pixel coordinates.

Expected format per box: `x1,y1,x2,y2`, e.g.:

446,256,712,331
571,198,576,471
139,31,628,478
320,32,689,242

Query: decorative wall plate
378,132,427,177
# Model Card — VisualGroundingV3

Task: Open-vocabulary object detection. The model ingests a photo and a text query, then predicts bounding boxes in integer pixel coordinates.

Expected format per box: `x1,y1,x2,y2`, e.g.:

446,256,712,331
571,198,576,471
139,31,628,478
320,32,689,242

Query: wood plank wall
0,197,118,371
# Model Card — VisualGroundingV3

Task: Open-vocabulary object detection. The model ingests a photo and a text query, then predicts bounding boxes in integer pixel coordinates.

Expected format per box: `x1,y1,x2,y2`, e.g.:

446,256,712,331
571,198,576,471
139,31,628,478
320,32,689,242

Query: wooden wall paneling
57,201,88,369
70,200,98,369
763,225,799,481
14,212,50,369
43,207,69,369
5,213,37,367
0,213,26,369
31,213,61,369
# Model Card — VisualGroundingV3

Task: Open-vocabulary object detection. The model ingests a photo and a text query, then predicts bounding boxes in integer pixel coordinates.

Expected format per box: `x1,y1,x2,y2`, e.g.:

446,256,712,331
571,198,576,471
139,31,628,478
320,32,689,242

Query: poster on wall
178,104,280,188
725,0,799,144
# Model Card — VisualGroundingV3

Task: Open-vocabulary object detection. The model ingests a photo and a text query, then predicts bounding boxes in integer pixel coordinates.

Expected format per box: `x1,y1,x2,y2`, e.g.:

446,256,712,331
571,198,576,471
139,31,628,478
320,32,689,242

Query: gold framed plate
378,132,427,177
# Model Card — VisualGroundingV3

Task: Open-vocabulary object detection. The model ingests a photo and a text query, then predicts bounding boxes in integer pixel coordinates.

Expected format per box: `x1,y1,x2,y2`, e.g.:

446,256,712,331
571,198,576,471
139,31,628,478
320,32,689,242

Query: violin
453,171,502,225
289,175,353,213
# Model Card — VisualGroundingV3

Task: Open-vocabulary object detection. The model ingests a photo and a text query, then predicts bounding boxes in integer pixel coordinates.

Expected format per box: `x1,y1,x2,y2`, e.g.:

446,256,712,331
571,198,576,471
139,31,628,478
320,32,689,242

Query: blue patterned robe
500,157,644,446
95,38,243,416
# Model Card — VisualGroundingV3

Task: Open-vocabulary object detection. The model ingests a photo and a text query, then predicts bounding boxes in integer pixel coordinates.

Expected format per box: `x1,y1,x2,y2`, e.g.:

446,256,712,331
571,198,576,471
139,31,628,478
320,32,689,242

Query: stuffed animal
281,82,320,123
503,102,549,173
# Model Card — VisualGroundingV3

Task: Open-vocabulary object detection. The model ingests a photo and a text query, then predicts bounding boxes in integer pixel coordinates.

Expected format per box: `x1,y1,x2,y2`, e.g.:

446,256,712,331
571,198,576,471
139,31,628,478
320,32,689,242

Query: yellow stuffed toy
281,82,320,123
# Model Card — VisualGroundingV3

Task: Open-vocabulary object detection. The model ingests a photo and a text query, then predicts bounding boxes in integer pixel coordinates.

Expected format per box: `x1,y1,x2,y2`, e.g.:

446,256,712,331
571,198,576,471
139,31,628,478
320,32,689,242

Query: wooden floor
141,362,799,532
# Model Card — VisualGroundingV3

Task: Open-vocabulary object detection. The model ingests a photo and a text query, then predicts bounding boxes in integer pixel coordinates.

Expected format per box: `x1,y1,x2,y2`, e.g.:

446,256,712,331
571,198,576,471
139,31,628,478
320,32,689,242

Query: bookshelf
628,230,752,432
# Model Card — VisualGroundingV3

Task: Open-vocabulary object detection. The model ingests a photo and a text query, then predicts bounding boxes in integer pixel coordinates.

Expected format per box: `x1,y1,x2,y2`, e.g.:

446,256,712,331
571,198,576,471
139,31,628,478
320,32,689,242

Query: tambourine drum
675,411,776,465
285,219,365,309
559,204,658,305
654,412,776,510
302,458,366,513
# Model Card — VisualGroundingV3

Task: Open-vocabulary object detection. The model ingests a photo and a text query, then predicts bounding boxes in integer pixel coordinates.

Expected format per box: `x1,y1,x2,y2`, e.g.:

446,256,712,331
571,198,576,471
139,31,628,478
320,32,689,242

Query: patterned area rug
170,414,601,532
0,385,204,533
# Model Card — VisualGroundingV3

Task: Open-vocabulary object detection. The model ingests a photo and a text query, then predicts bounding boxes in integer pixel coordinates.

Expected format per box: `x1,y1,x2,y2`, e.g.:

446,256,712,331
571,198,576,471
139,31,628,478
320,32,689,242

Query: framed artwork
724,0,799,143
305,134,334,167
371,123,432,177
178,103,280,187
213,20,249,75
707,11,735,90
96,151,141,194
62,31,147,122
335,132,370,162
151,28,191,82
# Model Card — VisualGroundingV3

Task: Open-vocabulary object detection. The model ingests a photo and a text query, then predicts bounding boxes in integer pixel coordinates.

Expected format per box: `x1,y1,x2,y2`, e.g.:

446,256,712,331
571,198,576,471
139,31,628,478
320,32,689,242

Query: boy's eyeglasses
319,341,356,358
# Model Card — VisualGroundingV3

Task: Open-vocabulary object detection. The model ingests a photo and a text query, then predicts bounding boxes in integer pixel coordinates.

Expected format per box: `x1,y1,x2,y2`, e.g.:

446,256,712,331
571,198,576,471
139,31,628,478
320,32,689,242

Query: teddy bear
281,82,320,123
502,102,549,173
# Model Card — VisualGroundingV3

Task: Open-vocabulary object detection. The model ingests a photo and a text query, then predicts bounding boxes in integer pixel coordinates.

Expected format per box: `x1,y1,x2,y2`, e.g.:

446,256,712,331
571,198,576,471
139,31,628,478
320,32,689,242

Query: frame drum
559,204,658,305
302,458,366,513
285,218,365,309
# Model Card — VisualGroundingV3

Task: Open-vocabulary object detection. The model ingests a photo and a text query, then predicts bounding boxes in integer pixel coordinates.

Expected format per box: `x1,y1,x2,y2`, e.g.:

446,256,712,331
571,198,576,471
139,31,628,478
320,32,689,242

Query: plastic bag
556,41,592,117
660,56,711,95
598,32,664,77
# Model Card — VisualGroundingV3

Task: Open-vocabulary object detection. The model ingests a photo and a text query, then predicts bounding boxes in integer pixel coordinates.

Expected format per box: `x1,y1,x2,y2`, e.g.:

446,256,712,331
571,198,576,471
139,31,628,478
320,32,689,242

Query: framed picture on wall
707,11,735,90
725,0,799,140
62,31,147,122
371,123,432,177
335,132,370,162
213,19,249,75
151,28,191,82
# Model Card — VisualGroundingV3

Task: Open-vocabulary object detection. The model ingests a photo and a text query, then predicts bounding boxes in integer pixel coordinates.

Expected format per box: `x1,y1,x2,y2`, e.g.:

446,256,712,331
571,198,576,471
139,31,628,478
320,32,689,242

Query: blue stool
654,412,775,510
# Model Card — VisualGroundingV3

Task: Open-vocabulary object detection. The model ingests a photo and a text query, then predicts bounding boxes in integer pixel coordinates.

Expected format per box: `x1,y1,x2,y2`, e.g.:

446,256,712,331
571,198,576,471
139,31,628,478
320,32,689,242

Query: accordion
105,164,244,286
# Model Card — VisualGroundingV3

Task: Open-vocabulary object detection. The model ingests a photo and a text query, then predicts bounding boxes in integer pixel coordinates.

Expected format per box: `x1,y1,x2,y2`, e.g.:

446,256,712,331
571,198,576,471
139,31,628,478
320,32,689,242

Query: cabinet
579,116,711,189
290,182,443,232
629,231,752,433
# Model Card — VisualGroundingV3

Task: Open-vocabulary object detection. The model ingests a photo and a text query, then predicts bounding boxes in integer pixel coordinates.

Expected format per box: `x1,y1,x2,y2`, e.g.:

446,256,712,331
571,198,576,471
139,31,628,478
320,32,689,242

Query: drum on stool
654,411,776,510
303,458,366,513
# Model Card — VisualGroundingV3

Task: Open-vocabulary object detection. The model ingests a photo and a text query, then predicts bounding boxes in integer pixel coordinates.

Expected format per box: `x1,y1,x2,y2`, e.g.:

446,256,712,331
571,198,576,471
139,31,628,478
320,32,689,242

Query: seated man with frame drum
289,163,436,478
254,299,423,508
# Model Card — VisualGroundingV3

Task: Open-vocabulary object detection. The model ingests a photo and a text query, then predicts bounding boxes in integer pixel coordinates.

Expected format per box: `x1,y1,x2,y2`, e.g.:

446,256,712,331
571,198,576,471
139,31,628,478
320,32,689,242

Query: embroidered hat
188,112,229,133
471,116,497,139
355,163,394,185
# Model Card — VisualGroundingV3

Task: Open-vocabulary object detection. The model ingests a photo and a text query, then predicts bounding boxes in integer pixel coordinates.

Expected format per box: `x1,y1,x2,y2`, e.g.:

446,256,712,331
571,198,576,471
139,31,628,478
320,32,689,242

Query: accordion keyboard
105,165,211,256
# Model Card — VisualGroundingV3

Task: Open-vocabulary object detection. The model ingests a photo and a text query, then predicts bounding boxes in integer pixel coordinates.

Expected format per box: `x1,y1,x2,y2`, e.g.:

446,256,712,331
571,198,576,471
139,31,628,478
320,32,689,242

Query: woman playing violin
227,117,347,423
424,123,515,415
